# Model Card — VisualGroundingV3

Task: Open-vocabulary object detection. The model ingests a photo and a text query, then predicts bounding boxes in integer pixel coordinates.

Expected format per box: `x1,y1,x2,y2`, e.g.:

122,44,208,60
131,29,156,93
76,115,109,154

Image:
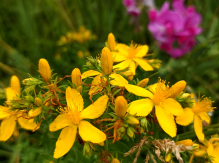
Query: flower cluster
57,26,96,46
148,0,202,58
0,33,217,163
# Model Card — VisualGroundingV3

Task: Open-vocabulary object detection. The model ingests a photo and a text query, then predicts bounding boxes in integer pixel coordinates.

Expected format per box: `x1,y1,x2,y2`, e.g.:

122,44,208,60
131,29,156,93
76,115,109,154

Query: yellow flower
101,47,113,75
0,76,39,141
38,58,51,82
206,137,219,163
176,96,214,141
127,79,186,137
49,87,108,158
113,42,153,75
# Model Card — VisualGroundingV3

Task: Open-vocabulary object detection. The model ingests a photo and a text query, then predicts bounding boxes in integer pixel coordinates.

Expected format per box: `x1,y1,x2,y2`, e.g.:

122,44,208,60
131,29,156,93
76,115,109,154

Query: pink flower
148,0,202,58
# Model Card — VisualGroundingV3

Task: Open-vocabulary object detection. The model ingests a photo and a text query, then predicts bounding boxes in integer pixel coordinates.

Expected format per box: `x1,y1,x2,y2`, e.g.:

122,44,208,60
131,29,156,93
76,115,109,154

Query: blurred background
0,0,219,162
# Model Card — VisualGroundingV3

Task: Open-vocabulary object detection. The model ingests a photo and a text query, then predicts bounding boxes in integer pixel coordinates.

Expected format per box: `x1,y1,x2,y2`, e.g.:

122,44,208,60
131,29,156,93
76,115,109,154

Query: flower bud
101,47,113,75
13,127,19,138
28,107,42,117
10,76,20,95
168,80,186,98
38,58,51,81
25,95,34,102
34,97,42,107
118,126,126,133
111,158,120,163
71,68,82,87
140,118,147,127
115,96,127,118
176,139,193,146
22,78,42,86
84,142,91,155
108,33,116,51
77,86,82,94
126,116,139,126
127,75,133,81
137,78,149,88
165,153,172,162
127,127,134,138
138,127,144,134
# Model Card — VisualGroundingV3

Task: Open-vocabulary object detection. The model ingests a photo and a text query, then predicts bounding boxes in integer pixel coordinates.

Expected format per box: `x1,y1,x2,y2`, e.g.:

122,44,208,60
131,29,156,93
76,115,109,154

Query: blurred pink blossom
148,0,202,58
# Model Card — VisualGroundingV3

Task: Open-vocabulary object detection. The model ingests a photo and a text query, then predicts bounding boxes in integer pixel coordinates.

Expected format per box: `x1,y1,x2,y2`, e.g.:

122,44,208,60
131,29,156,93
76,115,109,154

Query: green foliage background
0,0,219,162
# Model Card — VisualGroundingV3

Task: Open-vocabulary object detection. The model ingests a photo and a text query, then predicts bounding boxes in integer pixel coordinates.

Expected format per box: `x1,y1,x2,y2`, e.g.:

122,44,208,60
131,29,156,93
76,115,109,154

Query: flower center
60,107,81,125
127,42,138,59
192,97,214,113
153,80,169,105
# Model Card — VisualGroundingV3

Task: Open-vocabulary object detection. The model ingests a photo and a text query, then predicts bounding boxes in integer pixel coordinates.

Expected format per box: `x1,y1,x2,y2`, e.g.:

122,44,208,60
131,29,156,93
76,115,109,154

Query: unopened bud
108,33,116,51
25,95,34,102
168,80,186,98
13,127,19,138
38,58,51,81
118,127,126,133
127,127,134,138
111,158,120,163
127,75,133,81
24,85,35,93
101,47,113,75
126,116,139,126
180,93,191,99
138,127,144,133
137,78,149,88
28,107,42,117
176,139,193,146
115,96,127,118
71,68,82,87
10,76,20,95
140,118,147,127
34,97,42,106
165,153,172,162
77,86,83,94
192,143,199,150
84,142,91,155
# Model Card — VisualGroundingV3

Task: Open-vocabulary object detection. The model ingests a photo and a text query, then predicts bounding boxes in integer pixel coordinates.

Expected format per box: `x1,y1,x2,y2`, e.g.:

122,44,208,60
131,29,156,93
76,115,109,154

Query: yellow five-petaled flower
49,86,109,158
127,79,186,137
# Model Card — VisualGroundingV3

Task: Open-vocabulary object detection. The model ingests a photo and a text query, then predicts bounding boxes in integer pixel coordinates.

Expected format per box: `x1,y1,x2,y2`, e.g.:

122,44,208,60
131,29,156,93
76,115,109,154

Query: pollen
153,79,169,105
192,97,214,113
127,41,138,59
60,107,81,125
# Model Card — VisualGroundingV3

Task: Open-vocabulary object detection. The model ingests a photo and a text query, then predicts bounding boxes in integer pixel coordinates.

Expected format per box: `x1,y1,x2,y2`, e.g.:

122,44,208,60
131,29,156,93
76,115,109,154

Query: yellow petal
112,52,127,62
10,76,20,96
135,45,149,58
125,84,154,99
28,107,42,117
161,98,184,116
49,114,71,132
0,106,11,120
81,70,101,79
18,117,39,130
5,87,18,101
113,59,132,70
194,115,204,141
89,75,104,96
155,105,176,137
176,139,193,146
167,80,186,98
128,99,153,116
0,116,16,141
116,43,129,55
129,61,136,75
212,145,219,163
78,120,106,143
80,95,108,120
176,108,194,126
109,74,128,87
54,125,77,159
198,112,210,124
134,58,153,71
66,87,84,111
